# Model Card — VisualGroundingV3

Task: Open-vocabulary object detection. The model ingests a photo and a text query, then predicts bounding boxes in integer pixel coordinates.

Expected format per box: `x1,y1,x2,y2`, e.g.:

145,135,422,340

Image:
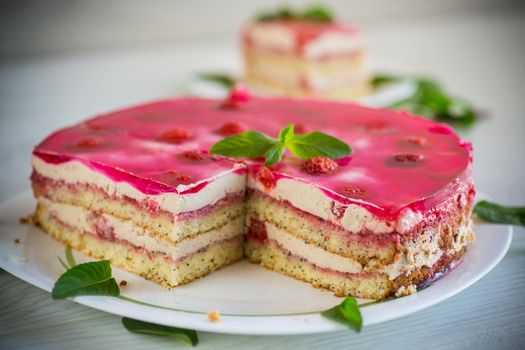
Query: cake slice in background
242,6,369,100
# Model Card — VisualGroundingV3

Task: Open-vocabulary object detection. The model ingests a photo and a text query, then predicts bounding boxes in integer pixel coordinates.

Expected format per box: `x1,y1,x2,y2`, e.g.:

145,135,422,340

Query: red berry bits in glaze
341,184,368,199
386,153,424,168
221,83,250,109
302,157,338,175
405,136,428,147
158,128,192,144
256,166,276,189
429,125,453,134
75,138,104,149
217,122,245,135
182,149,207,161
393,153,423,163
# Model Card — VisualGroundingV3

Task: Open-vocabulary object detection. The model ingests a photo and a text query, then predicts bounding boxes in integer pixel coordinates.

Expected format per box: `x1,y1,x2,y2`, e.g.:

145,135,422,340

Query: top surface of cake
243,19,360,57
34,96,472,220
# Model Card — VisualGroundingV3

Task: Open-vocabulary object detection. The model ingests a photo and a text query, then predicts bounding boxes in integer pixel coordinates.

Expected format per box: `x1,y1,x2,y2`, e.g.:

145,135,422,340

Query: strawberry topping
158,128,192,144
256,166,276,189
217,122,245,135
76,138,103,148
301,157,338,175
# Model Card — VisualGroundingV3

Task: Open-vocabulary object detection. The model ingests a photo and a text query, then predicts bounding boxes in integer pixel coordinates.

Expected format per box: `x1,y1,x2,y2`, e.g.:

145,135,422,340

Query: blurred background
0,0,522,56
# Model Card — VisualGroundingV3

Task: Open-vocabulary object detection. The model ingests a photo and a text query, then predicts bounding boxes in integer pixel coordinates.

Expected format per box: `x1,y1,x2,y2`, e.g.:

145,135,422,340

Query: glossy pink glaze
33,97,472,220
243,19,359,56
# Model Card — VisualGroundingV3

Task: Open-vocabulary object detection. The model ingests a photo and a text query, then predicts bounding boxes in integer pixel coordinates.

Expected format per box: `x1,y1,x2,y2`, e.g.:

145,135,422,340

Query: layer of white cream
262,220,451,280
246,24,364,59
32,156,246,215
248,175,422,234
40,197,244,260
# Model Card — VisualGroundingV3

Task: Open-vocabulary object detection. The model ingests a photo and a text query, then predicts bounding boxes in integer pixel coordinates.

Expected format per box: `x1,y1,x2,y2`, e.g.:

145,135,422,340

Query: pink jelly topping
33,97,472,220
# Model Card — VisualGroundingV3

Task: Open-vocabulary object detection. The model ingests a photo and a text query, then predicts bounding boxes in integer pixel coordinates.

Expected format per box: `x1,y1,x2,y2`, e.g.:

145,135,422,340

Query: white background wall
0,0,522,56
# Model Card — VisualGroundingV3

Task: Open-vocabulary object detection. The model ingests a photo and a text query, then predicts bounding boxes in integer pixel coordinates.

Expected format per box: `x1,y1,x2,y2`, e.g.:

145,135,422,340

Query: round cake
31,94,474,299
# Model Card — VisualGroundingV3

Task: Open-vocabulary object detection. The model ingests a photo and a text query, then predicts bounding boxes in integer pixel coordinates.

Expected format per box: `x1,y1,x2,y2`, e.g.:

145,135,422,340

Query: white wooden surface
1,5,524,350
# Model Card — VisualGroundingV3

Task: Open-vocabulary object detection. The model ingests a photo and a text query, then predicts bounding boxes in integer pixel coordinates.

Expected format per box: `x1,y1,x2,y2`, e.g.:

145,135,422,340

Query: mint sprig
256,5,334,23
321,296,363,332
122,318,198,347
52,260,120,299
197,72,236,89
474,200,525,227
210,124,351,166
372,74,478,127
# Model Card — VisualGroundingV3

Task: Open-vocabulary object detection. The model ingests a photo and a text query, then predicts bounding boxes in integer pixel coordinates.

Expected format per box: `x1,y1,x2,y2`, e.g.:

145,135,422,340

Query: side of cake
31,97,474,299
242,17,369,100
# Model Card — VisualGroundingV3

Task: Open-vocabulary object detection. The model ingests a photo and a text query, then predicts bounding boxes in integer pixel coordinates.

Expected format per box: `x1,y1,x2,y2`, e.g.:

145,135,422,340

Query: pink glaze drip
33,97,472,220
242,20,359,56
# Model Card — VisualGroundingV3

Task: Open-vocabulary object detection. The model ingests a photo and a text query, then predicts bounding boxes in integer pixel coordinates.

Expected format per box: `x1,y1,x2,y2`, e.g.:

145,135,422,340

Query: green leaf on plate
122,317,198,347
52,260,120,299
373,73,478,127
474,200,525,227
65,247,77,267
321,296,362,332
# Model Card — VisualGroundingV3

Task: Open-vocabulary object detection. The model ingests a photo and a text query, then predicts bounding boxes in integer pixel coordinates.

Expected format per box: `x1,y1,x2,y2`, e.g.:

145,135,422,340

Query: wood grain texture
1,4,525,350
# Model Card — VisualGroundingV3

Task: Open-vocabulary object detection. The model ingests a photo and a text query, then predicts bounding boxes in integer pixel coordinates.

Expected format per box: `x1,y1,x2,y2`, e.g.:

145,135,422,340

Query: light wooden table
1,6,524,349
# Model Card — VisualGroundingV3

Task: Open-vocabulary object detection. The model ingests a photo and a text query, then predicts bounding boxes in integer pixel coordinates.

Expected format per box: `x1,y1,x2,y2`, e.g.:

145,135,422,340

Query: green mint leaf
474,200,525,227
210,131,276,158
286,131,351,160
256,5,333,22
278,124,294,143
372,73,478,127
210,124,351,165
52,260,120,299
301,5,334,22
321,296,362,332
65,247,77,267
197,72,236,89
264,143,286,166
255,7,294,22
122,318,198,347
371,74,400,88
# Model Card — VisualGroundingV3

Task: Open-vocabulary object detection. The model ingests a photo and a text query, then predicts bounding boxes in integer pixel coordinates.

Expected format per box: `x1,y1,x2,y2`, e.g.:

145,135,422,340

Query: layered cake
242,11,369,100
31,94,474,299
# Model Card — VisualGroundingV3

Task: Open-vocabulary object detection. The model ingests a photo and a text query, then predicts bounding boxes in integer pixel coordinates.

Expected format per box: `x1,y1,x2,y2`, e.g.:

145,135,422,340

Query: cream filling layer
39,197,244,261
32,155,246,215
248,176,421,234
260,219,458,280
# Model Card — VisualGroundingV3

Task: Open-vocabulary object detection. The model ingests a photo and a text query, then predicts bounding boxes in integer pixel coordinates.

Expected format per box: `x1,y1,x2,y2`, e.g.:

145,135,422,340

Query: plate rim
0,191,514,335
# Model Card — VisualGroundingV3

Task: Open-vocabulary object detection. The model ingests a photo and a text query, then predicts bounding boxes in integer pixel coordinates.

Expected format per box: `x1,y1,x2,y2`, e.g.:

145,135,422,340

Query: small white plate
0,192,512,335
187,73,416,108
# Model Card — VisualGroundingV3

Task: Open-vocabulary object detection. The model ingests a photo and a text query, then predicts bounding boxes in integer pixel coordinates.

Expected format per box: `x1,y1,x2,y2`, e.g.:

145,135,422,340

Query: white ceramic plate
0,191,512,335
187,73,416,108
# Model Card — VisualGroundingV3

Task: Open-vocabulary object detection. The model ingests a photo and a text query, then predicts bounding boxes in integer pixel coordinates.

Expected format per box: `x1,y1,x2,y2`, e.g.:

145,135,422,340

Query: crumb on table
19,215,33,224
119,280,128,287
207,310,220,322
